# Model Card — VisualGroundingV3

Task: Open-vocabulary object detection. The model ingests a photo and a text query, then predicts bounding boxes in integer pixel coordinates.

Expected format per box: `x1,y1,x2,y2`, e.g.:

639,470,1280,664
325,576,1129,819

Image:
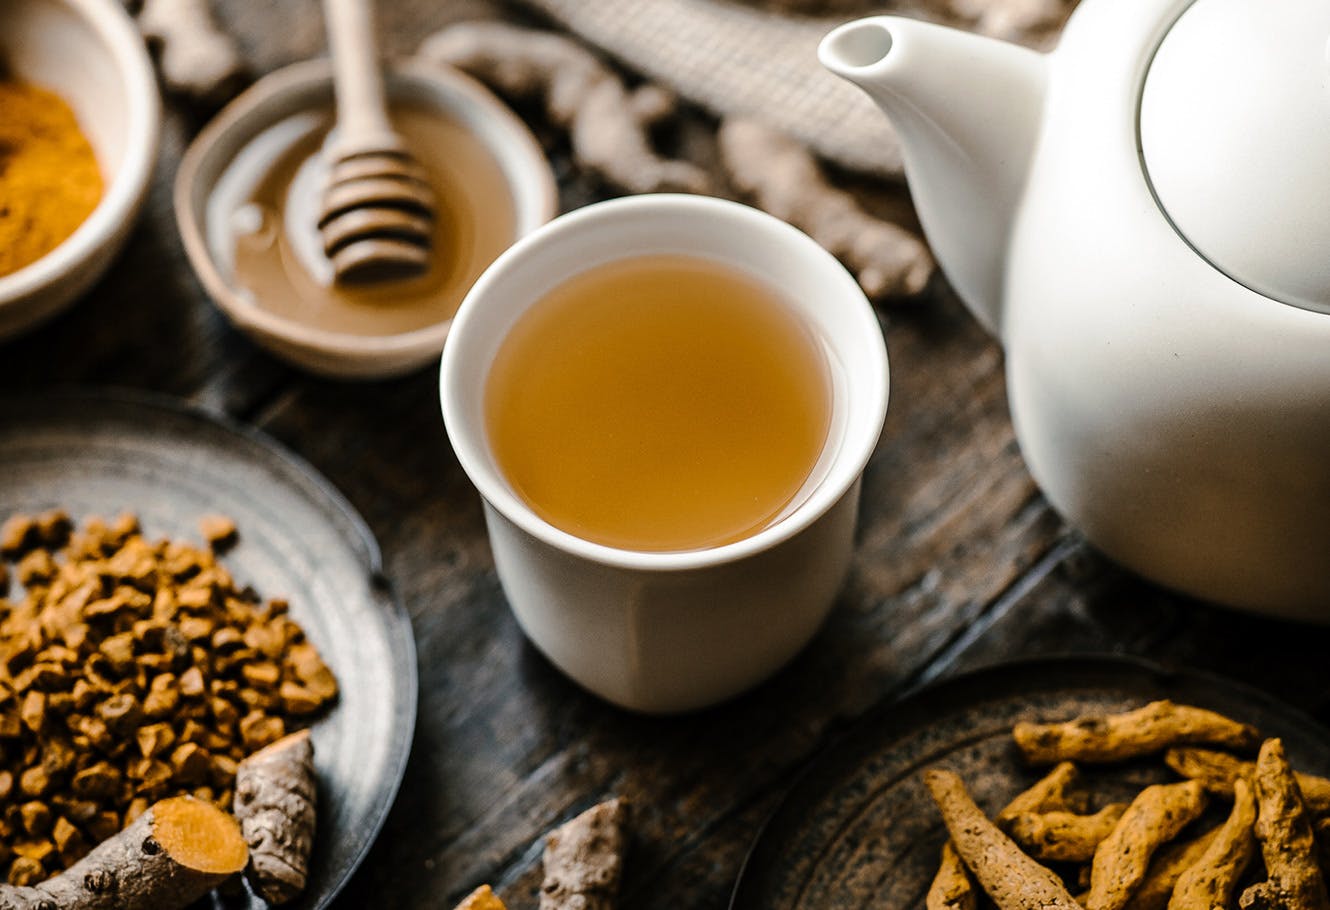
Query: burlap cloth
507,0,1067,179
512,0,900,177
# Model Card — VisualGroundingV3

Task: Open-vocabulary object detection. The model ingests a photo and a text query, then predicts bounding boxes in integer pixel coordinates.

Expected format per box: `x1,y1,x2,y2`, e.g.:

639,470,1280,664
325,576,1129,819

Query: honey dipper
318,0,435,284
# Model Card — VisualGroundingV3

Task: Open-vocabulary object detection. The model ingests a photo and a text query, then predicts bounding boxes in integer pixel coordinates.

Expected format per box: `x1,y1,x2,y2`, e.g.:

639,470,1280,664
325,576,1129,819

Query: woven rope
512,0,908,177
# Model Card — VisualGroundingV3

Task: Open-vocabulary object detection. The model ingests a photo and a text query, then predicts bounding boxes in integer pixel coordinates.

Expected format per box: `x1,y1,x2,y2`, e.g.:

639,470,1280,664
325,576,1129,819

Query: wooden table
6,3,1329,906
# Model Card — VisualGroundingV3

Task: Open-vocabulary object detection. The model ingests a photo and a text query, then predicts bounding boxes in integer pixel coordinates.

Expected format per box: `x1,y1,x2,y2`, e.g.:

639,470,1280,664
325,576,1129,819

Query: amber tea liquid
485,255,833,552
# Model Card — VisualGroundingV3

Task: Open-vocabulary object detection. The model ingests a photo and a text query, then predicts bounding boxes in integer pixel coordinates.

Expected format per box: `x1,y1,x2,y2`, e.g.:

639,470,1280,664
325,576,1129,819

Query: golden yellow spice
0,80,103,278
0,511,338,887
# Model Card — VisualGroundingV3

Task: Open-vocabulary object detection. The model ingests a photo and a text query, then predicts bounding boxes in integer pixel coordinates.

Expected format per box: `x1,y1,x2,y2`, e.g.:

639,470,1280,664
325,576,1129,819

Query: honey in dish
485,255,833,552
215,104,515,336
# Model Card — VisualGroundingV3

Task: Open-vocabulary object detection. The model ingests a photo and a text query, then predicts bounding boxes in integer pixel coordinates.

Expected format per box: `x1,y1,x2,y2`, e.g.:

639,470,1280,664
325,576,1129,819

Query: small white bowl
0,0,160,340
176,59,557,379
442,195,890,713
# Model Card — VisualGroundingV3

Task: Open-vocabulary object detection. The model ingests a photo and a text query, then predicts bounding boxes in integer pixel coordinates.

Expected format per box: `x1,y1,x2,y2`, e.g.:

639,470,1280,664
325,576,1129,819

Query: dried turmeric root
1168,777,1257,910
419,23,708,196
950,0,1071,46
1239,739,1330,910
1316,817,1330,882
138,0,245,105
1014,701,1261,764
1166,746,1330,815
1164,747,1256,795
1122,825,1223,910
456,884,508,910
995,761,1090,822
928,761,1084,910
1086,780,1209,910
233,730,317,905
1121,825,1223,910
0,796,246,910
1008,804,1128,862
717,117,935,299
923,769,1081,910
541,797,629,910
927,842,977,910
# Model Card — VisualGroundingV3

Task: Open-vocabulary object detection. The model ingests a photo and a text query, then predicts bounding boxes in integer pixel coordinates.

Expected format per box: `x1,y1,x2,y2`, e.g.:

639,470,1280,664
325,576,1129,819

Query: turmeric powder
0,80,103,278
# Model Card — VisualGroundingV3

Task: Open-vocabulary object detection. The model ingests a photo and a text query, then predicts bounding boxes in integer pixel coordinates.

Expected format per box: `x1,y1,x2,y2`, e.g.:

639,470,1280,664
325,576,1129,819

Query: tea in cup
485,252,834,553
440,195,888,712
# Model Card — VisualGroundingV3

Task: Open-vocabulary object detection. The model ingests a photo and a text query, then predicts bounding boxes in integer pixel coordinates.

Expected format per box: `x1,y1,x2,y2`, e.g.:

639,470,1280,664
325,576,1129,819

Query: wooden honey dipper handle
324,0,397,157
320,0,436,284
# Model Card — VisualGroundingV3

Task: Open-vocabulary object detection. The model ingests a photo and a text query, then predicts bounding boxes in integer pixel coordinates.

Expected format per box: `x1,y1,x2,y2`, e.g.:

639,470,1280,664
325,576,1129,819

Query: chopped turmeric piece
0,513,337,882
199,514,237,549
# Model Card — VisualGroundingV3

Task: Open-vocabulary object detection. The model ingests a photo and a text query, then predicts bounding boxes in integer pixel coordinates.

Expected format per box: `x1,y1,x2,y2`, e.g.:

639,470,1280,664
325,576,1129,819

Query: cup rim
440,194,889,573
0,0,160,305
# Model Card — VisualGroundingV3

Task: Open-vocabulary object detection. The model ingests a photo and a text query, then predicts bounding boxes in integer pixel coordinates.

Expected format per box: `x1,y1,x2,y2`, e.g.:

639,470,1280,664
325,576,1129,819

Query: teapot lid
1141,0,1330,314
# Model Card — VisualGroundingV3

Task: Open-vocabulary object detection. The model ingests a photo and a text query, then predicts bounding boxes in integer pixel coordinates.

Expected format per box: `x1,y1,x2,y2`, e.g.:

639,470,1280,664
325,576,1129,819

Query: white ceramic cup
440,195,889,713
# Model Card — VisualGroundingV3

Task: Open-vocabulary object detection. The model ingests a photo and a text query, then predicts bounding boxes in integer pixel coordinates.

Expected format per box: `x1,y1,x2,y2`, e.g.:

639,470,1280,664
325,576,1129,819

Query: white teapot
820,0,1330,620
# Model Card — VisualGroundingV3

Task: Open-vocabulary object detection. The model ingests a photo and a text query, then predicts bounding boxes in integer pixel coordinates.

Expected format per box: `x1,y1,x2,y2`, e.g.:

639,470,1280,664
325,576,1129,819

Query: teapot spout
820,17,1046,335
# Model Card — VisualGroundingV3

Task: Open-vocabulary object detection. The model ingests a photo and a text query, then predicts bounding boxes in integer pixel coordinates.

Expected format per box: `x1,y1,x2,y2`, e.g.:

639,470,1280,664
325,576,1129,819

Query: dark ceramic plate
0,390,417,910
730,656,1330,909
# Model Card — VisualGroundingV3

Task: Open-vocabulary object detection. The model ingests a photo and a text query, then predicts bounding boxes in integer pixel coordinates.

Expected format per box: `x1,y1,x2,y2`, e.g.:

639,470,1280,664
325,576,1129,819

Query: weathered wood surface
3,3,1329,908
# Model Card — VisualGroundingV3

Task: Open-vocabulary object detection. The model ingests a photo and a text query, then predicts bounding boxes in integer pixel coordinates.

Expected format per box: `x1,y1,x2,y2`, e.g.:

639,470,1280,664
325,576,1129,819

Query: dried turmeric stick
927,842,977,910
928,761,1083,910
1165,747,1330,815
234,730,317,905
137,0,244,105
0,796,246,910
1086,780,1209,910
1316,817,1330,882
419,23,708,197
949,0,1069,45
717,116,935,299
997,761,1089,823
1008,804,1128,863
455,885,508,910
541,798,629,910
923,770,1081,910
1164,746,1247,793
1121,826,1223,910
1168,777,1257,910
1240,739,1330,910
1015,701,1260,765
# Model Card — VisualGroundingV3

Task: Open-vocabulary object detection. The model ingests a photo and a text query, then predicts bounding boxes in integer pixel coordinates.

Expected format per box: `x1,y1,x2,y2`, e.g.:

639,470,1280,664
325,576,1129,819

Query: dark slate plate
0,390,417,910
731,656,1330,910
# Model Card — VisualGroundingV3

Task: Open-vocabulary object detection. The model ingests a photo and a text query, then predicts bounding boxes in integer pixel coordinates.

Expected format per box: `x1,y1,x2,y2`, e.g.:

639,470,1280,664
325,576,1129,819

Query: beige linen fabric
511,0,906,177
